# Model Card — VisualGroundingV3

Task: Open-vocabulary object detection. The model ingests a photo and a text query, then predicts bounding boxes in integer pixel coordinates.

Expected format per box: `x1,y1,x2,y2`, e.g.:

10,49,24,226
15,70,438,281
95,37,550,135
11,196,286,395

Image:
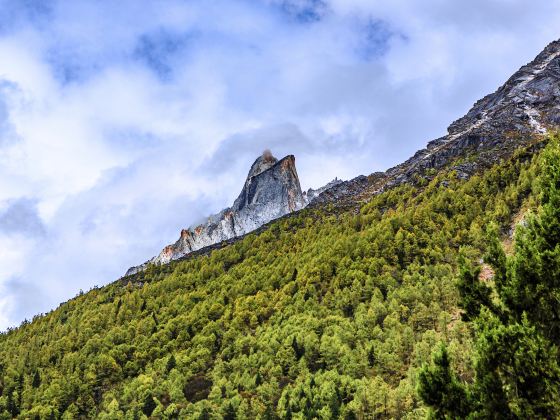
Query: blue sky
0,0,559,329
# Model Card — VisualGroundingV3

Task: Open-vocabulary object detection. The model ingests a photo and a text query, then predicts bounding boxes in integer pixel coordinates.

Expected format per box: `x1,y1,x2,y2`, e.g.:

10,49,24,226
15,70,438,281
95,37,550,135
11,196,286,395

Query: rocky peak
307,39,560,209
447,39,560,139
125,150,306,276
124,39,560,277
247,149,278,178
232,152,303,212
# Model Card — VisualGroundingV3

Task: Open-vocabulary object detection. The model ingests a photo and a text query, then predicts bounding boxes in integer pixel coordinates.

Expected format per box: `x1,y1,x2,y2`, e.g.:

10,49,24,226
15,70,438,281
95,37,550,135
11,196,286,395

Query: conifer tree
142,394,156,417
223,402,236,420
32,370,41,388
166,354,176,373
417,343,469,418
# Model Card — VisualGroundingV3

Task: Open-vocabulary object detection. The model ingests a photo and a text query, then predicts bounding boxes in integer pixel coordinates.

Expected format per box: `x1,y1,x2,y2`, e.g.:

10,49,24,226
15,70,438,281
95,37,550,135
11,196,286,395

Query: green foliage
417,343,469,419
0,140,544,418
456,252,494,322
419,136,560,418
166,354,176,373
31,371,41,389
142,393,156,417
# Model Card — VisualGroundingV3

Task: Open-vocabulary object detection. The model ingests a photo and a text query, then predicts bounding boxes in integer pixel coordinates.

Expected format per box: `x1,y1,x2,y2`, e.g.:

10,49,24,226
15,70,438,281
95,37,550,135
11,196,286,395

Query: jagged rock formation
126,151,306,275
389,40,560,180
312,39,560,206
303,178,343,202
126,39,560,276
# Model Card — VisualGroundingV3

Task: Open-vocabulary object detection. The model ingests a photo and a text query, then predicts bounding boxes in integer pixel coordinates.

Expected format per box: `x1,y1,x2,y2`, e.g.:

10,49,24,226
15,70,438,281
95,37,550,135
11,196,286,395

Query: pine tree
7,390,18,418
367,345,375,367
166,354,176,373
263,404,276,420
417,343,469,418
255,371,262,386
223,402,236,420
291,336,304,360
142,394,156,417
455,252,494,321
198,406,210,420
285,395,292,420
32,370,41,388
328,387,341,419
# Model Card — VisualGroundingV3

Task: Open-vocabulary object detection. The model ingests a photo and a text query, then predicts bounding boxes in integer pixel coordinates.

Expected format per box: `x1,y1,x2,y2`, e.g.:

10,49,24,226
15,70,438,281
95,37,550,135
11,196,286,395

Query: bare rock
125,151,305,275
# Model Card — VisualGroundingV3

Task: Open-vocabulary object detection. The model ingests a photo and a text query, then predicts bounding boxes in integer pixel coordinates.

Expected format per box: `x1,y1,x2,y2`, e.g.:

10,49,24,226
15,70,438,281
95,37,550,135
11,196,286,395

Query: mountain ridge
125,38,560,277
310,39,560,208
126,152,306,275
2,38,560,420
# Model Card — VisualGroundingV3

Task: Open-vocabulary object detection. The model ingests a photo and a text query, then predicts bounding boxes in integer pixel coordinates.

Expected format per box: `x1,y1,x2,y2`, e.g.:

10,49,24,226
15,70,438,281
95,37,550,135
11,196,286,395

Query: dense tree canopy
0,138,547,419
419,136,560,418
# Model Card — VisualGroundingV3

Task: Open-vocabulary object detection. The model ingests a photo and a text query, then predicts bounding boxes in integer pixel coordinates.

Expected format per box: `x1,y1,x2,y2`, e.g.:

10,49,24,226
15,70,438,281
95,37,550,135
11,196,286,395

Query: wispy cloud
0,0,559,328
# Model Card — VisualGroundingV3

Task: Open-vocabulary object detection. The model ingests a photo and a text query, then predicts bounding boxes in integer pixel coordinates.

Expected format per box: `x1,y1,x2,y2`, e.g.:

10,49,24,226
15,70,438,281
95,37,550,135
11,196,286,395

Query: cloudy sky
0,0,559,329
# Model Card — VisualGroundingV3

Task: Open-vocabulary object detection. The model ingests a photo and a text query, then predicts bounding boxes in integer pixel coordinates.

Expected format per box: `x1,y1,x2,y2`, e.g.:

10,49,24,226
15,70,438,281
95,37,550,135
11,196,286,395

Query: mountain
126,39,560,276
126,151,306,275
1,40,560,419
128,39,560,276
313,39,560,207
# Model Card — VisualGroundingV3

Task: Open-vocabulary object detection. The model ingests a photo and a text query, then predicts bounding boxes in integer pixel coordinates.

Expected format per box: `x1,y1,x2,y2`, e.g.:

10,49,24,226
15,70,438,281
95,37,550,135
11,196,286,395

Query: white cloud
0,0,559,328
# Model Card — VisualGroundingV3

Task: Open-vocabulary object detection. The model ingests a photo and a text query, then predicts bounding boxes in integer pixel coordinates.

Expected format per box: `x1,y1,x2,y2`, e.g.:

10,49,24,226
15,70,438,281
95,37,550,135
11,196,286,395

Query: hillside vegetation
419,136,560,418
0,138,550,419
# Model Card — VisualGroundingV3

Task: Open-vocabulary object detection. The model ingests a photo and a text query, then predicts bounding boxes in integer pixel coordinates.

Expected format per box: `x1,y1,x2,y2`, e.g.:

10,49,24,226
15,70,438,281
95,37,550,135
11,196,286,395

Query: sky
0,0,559,329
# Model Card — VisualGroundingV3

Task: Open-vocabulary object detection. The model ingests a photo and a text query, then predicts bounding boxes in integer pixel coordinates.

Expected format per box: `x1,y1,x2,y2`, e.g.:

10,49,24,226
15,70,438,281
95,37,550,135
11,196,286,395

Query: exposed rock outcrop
303,178,343,203
126,151,306,275
387,40,560,181
125,39,560,276
310,39,560,207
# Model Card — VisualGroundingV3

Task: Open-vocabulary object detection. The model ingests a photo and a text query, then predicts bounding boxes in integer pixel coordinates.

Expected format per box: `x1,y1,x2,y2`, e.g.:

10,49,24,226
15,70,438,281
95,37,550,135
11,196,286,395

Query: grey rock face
302,40,560,209
304,178,343,203
391,40,560,178
126,151,305,275
386,40,560,181
448,40,560,137
125,39,560,276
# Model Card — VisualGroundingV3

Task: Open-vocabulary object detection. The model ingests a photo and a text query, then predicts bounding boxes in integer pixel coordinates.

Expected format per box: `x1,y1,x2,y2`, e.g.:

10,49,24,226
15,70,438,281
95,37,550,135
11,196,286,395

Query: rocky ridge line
126,151,306,275
312,39,560,206
125,39,560,276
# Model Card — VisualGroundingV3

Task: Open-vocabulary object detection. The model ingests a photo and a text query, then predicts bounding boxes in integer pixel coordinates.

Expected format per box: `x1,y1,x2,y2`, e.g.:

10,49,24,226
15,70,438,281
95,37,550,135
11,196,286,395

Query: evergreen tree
455,252,494,321
166,354,176,373
223,402,236,420
198,406,210,420
255,371,262,386
291,336,304,360
417,343,469,418
367,345,375,367
7,390,18,418
263,404,276,420
32,370,41,388
142,394,156,417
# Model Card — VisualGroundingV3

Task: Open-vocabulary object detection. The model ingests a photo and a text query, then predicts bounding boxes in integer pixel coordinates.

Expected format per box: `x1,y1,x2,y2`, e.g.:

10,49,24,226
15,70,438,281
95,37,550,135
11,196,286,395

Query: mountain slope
131,39,560,277
0,139,544,418
0,40,559,419
312,39,560,208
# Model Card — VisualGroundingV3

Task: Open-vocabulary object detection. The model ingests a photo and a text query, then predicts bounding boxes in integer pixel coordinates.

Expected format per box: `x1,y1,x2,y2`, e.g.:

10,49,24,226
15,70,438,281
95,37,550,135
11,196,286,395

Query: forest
0,136,556,419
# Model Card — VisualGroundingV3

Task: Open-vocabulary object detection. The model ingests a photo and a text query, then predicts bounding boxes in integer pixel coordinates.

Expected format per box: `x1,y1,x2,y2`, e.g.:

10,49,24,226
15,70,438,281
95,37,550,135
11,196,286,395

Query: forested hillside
418,136,560,418
0,137,551,419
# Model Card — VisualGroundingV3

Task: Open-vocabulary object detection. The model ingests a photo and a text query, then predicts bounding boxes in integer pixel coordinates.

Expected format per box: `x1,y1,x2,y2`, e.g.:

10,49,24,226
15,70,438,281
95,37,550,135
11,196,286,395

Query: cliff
126,151,305,275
